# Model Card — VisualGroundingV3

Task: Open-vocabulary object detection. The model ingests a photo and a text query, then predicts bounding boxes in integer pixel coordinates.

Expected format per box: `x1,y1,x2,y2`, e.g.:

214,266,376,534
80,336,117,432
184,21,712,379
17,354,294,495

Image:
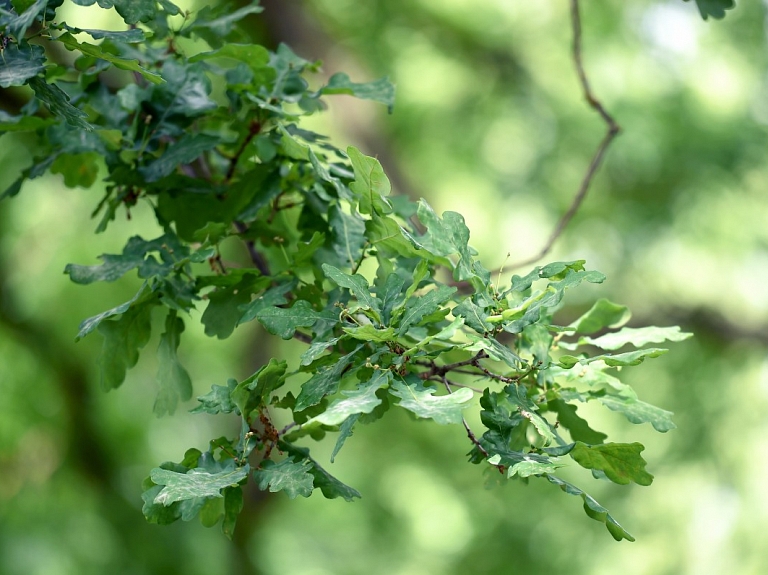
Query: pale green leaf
347,146,392,215
579,326,693,351
390,379,472,425
0,43,45,88
321,73,395,112
294,346,363,411
342,325,396,343
152,465,249,505
255,300,333,340
599,395,677,432
307,371,390,426
322,264,382,319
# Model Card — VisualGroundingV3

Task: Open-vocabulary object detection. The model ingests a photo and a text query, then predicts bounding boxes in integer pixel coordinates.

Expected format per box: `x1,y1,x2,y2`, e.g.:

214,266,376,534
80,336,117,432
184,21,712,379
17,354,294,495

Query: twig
233,220,271,276
509,0,620,270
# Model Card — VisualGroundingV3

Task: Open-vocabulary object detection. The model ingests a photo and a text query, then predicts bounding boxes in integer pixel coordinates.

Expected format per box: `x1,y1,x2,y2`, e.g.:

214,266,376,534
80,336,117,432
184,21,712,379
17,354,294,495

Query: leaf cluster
1,0,701,541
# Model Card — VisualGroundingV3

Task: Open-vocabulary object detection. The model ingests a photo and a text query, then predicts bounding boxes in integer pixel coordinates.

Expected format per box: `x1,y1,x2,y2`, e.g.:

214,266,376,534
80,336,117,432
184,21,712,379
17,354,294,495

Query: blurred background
2,0,768,573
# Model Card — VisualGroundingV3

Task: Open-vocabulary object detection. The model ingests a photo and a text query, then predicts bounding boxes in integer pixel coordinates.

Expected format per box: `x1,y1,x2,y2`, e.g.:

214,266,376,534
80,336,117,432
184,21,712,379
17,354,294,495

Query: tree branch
509,0,620,270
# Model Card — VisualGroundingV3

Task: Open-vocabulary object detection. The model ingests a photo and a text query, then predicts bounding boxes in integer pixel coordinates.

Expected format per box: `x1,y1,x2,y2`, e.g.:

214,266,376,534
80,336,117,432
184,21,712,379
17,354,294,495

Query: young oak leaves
2,0,697,541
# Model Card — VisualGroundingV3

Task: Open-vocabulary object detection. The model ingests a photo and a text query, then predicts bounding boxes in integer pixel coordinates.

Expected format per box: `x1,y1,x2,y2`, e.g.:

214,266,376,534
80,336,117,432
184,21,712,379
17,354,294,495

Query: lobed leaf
152,465,249,505
390,379,473,425
252,458,314,499
569,442,654,486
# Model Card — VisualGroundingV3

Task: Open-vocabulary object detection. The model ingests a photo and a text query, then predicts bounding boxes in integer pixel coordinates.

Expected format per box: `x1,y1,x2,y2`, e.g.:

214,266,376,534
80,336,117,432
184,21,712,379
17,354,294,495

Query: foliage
2,0,719,543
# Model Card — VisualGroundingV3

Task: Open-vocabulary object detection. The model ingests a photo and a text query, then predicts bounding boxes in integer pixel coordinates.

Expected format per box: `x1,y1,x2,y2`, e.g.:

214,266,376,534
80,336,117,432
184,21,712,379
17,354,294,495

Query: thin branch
233,220,271,276
509,0,620,270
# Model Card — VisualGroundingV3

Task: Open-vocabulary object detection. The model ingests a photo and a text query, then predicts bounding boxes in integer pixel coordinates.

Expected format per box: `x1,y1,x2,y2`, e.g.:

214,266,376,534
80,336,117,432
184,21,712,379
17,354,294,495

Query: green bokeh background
2,1,767,573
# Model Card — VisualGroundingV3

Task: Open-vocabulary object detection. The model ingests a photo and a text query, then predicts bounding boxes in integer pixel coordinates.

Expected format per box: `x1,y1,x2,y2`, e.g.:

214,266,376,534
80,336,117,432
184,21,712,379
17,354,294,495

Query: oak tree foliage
1,0,721,541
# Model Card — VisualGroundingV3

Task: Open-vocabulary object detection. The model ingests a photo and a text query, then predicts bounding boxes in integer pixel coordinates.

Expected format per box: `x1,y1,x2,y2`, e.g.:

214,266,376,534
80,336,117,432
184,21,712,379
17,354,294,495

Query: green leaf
493,455,563,478
321,73,395,112
152,465,249,505
294,345,363,411
252,458,314,499
191,379,238,415
307,370,391,426
342,325,396,343
544,475,635,542
57,33,163,84
153,311,192,416
327,205,366,268
238,282,294,325
569,298,631,334
109,0,165,25
0,110,54,132
578,326,693,351
390,379,472,425
597,348,669,366
570,442,654,486
189,43,270,73
599,395,677,432
346,146,392,215
279,442,361,501
28,77,93,130
0,0,46,40
140,134,220,182
322,264,382,319
504,384,555,445
231,359,287,417
183,1,263,45
452,298,492,333
547,399,607,444
96,292,157,390
330,414,359,463
58,23,146,42
202,276,270,339
465,335,522,369
50,152,101,188
255,300,334,340
405,200,474,280
0,43,45,88
398,284,456,333
683,0,734,20
221,486,243,539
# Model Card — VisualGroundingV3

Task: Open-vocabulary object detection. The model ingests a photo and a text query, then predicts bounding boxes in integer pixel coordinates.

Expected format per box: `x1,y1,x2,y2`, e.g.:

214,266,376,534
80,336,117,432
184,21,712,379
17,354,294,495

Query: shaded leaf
294,345,363,411
570,442,654,486
191,379,238,415
547,399,607,444
280,442,361,501
231,358,287,417
255,300,334,340
545,475,635,542
683,0,734,20
252,458,314,499
0,42,45,88
321,73,395,112
398,284,456,333
57,33,163,84
347,146,392,215
153,311,193,416
322,264,382,319
140,134,220,182
28,77,93,130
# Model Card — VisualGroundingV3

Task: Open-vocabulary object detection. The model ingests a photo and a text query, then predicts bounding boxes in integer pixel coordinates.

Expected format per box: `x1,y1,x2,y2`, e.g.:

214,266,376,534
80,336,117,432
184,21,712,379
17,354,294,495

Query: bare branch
509,0,620,270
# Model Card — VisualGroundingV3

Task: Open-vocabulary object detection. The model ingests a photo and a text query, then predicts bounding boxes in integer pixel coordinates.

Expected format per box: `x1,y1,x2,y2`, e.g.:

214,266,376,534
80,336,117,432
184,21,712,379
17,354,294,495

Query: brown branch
233,220,271,276
509,0,620,270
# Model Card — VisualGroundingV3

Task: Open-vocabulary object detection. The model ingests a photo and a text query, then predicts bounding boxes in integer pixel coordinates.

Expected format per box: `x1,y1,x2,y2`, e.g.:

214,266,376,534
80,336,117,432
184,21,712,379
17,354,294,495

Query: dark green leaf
50,152,101,188
57,32,163,84
547,399,607,444
330,413,359,463
452,298,492,333
58,23,146,42
294,345,363,411
252,458,314,499
570,442,654,486
96,291,157,390
202,276,270,339
140,134,220,182
221,486,243,539
0,43,45,88
683,0,734,20
279,442,361,501
545,475,635,542
322,264,382,319
398,284,456,333
28,77,93,130
231,359,287,417
191,379,238,415
255,300,334,340
0,0,46,40
153,311,193,416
